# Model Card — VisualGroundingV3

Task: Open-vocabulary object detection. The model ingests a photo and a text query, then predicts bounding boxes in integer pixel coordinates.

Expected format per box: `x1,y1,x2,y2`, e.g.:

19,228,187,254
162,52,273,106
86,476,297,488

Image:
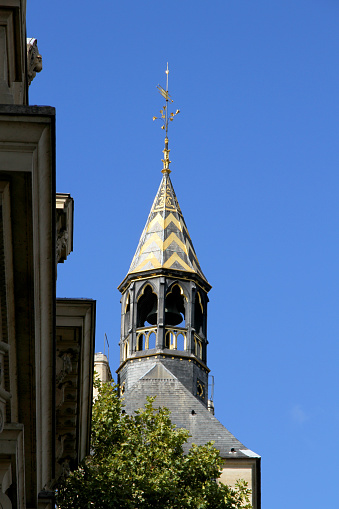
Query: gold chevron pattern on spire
127,173,208,284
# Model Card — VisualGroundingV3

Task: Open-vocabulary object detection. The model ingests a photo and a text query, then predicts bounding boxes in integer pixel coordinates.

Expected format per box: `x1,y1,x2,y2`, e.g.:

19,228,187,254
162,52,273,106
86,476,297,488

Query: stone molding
0,107,56,505
55,299,95,483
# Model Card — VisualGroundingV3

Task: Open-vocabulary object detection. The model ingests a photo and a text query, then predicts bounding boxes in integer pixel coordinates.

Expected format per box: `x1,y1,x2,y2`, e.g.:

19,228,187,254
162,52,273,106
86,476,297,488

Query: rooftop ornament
152,63,180,174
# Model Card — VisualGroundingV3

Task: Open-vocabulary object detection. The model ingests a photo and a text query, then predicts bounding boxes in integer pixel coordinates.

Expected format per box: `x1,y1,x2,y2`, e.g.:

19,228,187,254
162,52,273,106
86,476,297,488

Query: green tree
57,381,252,509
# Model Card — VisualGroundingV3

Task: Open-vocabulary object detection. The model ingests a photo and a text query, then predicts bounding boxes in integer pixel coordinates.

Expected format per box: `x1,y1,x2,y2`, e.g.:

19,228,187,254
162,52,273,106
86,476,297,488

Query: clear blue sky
27,1,338,507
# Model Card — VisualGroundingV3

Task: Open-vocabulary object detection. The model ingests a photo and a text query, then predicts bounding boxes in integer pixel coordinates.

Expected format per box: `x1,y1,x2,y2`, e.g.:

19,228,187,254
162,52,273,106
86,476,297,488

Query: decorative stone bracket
56,194,74,269
0,425,25,508
26,38,42,86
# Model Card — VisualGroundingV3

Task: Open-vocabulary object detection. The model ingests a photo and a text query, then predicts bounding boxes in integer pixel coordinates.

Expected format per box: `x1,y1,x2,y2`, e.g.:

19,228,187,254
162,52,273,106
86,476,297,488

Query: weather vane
153,63,180,174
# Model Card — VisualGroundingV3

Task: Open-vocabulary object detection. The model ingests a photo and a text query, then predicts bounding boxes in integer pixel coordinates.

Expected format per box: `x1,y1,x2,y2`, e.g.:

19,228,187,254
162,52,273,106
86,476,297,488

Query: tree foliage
57,381,252,509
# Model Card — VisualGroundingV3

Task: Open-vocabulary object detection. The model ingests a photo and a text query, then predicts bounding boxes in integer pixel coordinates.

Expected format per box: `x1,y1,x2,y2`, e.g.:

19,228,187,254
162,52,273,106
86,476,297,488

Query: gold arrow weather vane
153,63,180,174
156,85,173,102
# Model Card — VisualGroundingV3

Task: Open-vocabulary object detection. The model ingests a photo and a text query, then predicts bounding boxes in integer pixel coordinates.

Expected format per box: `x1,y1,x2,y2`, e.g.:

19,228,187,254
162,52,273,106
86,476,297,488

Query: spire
125,173,209,285
153,63,180,175
119,66,210,291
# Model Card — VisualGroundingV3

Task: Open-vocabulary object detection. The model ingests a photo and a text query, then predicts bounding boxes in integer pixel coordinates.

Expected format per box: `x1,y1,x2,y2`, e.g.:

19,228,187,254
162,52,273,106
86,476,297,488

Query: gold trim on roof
146,212,183,233
127,173,208,284
132,253,162,273
152,178,182,214
139,231,188,257
162,253,194,272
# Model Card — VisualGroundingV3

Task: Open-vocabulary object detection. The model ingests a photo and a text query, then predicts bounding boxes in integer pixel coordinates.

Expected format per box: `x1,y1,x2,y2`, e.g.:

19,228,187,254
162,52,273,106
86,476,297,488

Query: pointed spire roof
119,65,210,291
125,172,209,286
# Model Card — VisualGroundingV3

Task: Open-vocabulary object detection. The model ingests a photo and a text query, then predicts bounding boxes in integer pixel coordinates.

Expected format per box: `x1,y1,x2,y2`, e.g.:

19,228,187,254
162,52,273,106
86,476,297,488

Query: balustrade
136,326,157,351
164,326,186,350
123,326,204,359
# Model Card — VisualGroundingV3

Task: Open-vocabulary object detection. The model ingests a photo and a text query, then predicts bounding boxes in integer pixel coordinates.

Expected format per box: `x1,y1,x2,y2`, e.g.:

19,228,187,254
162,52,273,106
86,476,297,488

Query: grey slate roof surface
122,362,259,459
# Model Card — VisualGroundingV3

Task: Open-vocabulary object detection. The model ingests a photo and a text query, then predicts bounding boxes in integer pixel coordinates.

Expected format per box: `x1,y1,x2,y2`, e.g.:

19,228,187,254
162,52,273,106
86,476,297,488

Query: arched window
165,284,186,327
137,285,157,327
194,292,204,336
194,338,202,359
124,340,129,360
124,293,130,336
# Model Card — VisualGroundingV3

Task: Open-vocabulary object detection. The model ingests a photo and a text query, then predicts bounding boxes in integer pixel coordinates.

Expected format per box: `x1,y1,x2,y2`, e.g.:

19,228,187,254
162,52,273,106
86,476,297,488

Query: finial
152,63,180,174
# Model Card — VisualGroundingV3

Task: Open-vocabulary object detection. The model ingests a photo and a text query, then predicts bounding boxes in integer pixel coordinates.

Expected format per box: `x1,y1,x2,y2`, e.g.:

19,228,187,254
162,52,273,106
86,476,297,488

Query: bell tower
116,66,261,509
117,65,211,406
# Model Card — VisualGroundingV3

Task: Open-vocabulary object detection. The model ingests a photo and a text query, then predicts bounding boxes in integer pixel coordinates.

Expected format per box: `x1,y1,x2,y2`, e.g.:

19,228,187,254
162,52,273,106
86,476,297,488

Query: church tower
117,148,211,405
117,67,261,508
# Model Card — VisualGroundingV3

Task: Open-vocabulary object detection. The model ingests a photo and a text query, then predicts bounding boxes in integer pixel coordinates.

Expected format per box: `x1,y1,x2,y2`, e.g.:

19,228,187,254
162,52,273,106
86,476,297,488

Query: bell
165,297,183,326
145,301,158,325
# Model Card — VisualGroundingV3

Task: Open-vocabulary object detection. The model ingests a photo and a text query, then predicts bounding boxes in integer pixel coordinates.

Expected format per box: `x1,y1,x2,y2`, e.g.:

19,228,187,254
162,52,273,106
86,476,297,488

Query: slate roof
127,173,209,285
122,362,259,459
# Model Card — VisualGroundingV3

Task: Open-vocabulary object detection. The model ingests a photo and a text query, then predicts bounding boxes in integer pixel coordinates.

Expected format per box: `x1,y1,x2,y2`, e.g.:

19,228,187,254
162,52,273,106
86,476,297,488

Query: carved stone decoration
26,38,42,86
56,194,74,270
56,230,69,265
0,491,12,508
0,460,12,508
56,352,73,386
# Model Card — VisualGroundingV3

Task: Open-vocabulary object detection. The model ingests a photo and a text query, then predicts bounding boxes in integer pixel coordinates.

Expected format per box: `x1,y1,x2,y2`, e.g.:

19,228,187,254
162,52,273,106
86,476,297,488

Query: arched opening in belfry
124,340,129,360
137,285,158,327
124,293,130,336
165,284,186,327
194,291,204,336
194,338,202,359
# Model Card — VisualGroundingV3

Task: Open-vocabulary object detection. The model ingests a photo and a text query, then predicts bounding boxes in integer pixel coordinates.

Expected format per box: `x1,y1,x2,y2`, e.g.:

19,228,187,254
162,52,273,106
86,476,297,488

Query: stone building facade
0,2,96,507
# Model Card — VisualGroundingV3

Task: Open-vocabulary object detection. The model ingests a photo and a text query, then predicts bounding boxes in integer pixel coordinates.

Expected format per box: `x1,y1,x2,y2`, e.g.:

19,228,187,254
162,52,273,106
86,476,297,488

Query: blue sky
27,1,338,507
